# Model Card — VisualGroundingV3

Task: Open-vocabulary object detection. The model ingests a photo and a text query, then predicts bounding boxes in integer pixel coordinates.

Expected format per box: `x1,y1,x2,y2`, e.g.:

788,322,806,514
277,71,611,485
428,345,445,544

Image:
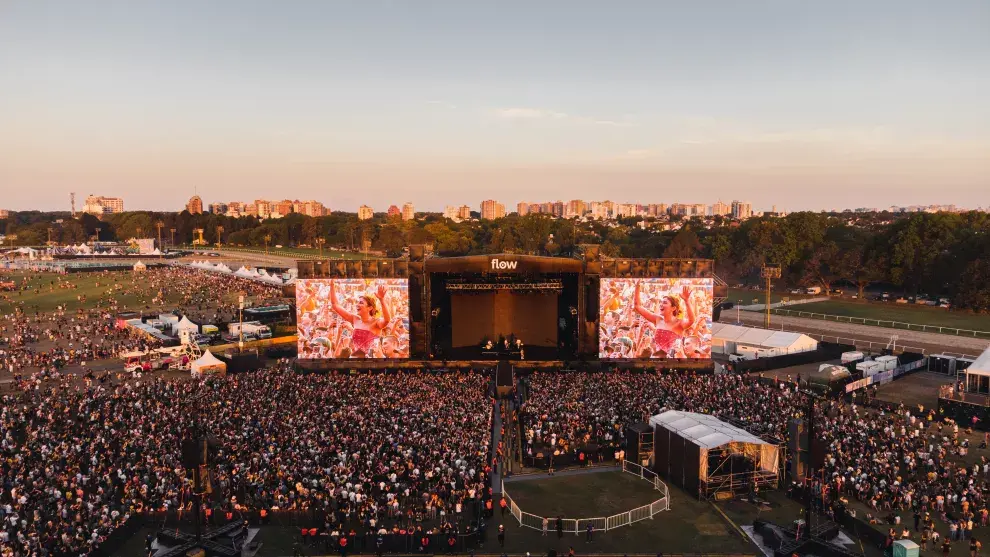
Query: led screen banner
297,278,410,359
599,278,713,359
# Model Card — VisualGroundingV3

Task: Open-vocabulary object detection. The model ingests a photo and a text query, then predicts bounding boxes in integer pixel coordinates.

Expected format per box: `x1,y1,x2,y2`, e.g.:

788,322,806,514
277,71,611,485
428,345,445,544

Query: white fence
503,461,670,535
768,308,990,339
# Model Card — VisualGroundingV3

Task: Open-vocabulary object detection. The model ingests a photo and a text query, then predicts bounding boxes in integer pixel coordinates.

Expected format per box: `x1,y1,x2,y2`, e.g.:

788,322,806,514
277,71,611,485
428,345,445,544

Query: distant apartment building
254,200,272,218
551,201,564,218
300,200,328,217
711,200,731,216
566,199,586,219
0,209,8,219
480,200,506,220
185,195,203,214
83,195,124,215
208,202,228,215
589,201,609,220
443,206,460,220
358,205,374,220
457,205,472,220
387,205,400,218
273,200,294,218
616,203,638,218
731,200,753,219
402,202,415,221
516,202,530,216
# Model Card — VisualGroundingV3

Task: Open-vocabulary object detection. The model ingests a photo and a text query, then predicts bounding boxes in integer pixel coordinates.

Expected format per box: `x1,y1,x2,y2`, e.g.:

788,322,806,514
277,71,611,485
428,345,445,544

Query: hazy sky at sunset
1,1,988,212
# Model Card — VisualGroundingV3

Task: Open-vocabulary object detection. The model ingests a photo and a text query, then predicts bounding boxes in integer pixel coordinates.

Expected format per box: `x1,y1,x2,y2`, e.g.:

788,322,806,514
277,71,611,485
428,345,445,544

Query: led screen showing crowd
297,278,410,358
599,278,713,359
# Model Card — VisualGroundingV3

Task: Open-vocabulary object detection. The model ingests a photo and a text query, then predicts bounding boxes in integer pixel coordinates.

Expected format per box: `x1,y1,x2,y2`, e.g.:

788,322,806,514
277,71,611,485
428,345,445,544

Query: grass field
772,299,990,336
499,470,755,554
0,270,245,314
728,288,818,305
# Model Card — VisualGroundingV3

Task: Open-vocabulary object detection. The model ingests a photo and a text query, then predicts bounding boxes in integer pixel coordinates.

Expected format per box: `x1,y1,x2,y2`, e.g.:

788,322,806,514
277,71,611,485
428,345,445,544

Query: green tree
663,226,703,258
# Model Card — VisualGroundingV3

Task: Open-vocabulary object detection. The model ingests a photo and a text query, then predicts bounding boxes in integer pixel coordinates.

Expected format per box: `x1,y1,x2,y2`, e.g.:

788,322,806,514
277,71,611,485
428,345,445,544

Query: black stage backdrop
451,291,558,347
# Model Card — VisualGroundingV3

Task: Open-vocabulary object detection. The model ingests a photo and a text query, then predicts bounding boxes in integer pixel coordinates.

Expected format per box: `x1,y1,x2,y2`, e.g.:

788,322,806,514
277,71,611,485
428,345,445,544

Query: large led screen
297,278,410,359
599,278,713,359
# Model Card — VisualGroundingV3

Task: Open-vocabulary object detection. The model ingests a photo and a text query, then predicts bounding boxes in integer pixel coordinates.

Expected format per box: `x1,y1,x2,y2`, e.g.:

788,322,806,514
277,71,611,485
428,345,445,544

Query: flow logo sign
490,258,518,270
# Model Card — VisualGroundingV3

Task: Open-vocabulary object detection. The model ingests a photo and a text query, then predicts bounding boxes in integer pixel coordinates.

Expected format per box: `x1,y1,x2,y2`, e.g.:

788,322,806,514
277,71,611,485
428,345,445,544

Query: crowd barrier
503,461,669,535
844,356,928,393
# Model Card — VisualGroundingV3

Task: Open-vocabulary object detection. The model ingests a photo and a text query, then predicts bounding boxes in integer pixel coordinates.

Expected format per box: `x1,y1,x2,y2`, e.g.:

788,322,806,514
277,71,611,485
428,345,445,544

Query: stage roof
649,409,771,449
425,253,584,273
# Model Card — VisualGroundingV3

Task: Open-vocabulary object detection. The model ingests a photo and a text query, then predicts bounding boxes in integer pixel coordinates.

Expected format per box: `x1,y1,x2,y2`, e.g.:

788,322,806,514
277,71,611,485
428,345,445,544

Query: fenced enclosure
502,460,670,534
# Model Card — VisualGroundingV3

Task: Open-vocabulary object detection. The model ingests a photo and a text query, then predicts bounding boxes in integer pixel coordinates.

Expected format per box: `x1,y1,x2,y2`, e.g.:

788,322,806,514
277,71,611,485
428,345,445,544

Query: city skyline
1,1,988,211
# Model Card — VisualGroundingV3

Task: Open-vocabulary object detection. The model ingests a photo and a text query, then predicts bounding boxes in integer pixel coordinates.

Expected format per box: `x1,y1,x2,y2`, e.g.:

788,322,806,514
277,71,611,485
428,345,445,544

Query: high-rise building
458,205,472,220
186,195,203,214
387,205,401,218
274,200,294,217
254,200,272,218
551,201,564,218
516,202,530,216
615,204,637,218
358,205,374,220
0,210,9,219
731,200,753,219
208,202,228,215
566,199,586,219
443,206,460,220
711,200,731,216
480,200,505,220
83,195,124,215
300,200,327,217
402,202,415,221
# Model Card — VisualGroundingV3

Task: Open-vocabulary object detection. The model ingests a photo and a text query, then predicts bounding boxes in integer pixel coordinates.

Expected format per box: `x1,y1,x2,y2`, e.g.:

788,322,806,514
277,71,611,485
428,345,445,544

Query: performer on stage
328,281,391,358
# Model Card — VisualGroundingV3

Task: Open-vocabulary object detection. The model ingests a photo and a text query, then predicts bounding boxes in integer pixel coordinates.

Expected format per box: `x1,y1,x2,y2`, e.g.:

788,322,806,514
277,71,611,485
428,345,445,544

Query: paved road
723,310,987,357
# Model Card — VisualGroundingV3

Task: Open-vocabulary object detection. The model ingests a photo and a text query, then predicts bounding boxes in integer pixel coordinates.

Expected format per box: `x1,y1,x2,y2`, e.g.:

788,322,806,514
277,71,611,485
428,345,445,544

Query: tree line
2,209,988,312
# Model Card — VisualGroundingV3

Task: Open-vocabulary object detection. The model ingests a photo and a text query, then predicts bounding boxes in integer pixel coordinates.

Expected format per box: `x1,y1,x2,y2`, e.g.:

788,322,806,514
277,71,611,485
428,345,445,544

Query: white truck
805,286,822,295
228,321,272,340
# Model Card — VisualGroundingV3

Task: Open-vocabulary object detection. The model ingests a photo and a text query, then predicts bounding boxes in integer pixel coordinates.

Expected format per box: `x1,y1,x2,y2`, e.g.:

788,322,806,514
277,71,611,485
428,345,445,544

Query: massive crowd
518,371,796,460
0,367,493,556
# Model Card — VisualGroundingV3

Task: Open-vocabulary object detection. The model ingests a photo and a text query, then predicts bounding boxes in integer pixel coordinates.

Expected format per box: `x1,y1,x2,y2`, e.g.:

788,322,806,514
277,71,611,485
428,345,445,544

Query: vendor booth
190,350,227,377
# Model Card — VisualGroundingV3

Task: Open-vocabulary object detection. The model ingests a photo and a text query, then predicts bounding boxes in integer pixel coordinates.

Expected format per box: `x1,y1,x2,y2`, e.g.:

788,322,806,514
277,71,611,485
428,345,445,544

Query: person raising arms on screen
634,282,696,357
328,281,391,357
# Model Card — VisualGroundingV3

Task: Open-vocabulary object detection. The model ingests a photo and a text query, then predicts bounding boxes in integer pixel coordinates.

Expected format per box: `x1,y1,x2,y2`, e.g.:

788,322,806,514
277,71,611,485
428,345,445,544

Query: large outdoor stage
294,245,726,369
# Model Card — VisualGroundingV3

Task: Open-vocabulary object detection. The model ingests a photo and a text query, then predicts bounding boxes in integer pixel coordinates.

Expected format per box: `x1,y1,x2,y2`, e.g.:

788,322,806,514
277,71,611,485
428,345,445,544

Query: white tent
190,350,226,377
963,345,990,394
132,261,147,271
173,316,200,336
711,322,818,357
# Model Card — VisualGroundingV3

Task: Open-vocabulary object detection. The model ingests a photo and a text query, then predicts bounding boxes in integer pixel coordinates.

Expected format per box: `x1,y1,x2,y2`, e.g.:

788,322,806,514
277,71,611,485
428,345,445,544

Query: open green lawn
728,288,819,305
500,470,755,554
0,271,244,314
773,299,990,336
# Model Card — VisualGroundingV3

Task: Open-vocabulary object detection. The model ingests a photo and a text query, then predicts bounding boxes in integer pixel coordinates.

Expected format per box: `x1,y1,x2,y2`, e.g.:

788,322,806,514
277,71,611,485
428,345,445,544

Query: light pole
238,295,244,351
215,226,224,250
761,265,782,329
47,227,54,246
264,234,272,256
170,228,176,250
156,221,164,260
315,237,325,259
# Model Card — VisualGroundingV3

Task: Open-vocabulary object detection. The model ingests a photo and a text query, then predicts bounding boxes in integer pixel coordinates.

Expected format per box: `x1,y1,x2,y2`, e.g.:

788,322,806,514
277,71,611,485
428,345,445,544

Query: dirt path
725,310,988,356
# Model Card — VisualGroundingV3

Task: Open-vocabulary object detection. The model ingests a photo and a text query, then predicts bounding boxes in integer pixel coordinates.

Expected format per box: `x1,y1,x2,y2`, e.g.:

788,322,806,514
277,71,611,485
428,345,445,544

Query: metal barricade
501,463,670,533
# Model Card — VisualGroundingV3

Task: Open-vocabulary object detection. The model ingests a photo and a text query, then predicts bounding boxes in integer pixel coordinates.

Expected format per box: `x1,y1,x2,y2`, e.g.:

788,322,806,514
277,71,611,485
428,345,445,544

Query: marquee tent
173,316,200,336
963,345,990,394
650,409,780,499
191,350,226,377
711,323,818,357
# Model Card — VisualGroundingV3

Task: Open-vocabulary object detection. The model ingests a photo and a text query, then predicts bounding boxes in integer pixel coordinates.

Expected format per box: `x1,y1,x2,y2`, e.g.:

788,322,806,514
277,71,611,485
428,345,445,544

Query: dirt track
724,309,988,356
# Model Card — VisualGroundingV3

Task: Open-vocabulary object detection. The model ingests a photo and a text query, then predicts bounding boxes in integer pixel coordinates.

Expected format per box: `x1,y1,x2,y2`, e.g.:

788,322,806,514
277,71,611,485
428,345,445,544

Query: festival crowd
0,367,493,556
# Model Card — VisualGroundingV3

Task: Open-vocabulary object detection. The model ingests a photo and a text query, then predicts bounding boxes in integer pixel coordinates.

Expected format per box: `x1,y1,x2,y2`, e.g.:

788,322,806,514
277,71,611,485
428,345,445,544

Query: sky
1,0,988,213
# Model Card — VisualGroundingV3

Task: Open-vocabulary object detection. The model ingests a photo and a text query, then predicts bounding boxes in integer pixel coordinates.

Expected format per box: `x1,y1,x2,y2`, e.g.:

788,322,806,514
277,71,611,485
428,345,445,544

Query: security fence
502,460,670,535
767,308,990,339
